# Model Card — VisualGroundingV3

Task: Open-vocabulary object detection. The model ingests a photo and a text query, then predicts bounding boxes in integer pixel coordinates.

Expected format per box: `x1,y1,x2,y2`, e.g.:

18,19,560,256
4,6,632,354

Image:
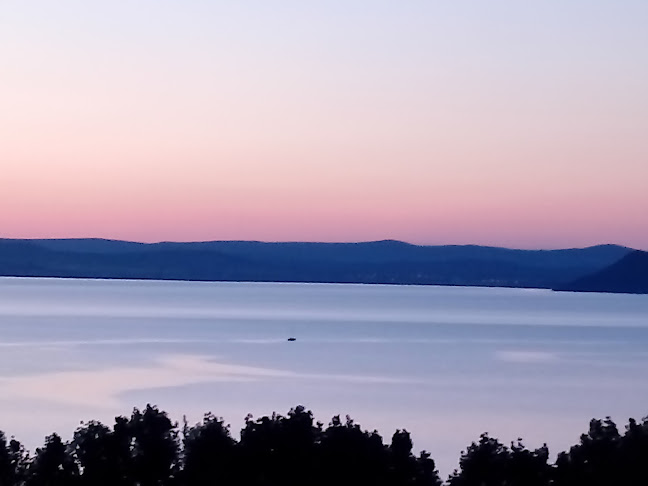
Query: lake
0,277,647,475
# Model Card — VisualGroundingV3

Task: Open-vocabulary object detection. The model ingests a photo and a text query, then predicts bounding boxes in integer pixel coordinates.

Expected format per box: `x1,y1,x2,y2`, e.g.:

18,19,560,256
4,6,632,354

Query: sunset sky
2,1,647,249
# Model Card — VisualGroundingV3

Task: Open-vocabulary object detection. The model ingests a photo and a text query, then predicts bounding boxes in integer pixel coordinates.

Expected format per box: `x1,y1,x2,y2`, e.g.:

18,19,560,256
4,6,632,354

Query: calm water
0,277,647,475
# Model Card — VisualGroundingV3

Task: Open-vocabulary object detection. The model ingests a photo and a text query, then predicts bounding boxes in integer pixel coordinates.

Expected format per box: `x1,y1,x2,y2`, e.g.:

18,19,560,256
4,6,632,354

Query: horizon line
0,236,635,253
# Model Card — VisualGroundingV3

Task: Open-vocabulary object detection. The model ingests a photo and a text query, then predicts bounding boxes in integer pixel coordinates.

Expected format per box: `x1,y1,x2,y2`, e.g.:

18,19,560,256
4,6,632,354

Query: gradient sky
1,1,647,249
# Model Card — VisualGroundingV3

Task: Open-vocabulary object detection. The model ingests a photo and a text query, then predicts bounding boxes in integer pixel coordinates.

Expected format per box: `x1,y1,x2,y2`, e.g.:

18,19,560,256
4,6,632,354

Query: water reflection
0,277,647,475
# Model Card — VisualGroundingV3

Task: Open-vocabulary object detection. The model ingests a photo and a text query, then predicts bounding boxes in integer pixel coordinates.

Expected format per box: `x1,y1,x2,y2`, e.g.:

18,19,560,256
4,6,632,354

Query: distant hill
554,250,648,294
0,238,633,290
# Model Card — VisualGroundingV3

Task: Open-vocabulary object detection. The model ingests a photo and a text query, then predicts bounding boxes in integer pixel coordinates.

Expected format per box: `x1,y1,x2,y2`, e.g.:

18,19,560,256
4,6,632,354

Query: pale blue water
0,277,647,475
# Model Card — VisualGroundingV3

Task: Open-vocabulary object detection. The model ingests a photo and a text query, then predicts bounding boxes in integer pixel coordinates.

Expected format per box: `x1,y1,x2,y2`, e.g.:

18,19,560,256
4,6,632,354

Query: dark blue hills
0,238,635,291
554,250,648,294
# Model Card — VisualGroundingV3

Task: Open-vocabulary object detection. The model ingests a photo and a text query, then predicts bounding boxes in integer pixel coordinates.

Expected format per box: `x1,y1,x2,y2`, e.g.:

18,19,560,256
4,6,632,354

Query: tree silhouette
447,433,510,486
181,413,236,486
618,416,648,486
0,432,28,486
72,420,131,486
507,439,550,486
129,405,179,486
415,450,442,486
553,416,621,486
26,433,79,486
318,414,388,486
238,405,322,486
448,434,550,486
0,405,644,486
388,429,442,486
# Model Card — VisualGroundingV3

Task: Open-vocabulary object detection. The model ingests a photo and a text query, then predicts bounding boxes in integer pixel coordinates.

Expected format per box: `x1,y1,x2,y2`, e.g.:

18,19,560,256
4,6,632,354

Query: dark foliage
26,433,79,486
448,434,550,486
181,413,236,486
3,405,648,485
129,405,179,486
0,432,28,486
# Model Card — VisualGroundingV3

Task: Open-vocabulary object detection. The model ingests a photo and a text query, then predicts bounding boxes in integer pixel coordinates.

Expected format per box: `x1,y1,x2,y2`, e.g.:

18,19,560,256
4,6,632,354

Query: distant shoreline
4,274,647,296
1,238,644,294
0,273,547,289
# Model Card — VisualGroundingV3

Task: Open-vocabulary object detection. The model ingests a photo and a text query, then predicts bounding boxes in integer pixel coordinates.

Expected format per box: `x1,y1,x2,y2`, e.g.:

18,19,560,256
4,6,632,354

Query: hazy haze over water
0,277,647,475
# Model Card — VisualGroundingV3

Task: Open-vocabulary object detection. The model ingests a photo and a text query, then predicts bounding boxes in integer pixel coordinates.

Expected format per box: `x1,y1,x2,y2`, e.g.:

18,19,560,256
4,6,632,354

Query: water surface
0,277,647,475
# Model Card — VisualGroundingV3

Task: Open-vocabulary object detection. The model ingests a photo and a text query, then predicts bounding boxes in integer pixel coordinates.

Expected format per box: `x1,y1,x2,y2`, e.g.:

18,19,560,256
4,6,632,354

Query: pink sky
1,2,647,249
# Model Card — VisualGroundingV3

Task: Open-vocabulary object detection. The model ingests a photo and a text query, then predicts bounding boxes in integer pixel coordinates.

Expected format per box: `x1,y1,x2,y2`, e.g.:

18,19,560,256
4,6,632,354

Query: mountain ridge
0,238,634,291
554,250,648,294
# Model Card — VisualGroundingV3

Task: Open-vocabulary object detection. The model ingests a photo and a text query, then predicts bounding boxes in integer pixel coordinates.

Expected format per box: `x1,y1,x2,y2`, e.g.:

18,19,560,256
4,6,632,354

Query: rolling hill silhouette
555,250,648,294
0,239,633,290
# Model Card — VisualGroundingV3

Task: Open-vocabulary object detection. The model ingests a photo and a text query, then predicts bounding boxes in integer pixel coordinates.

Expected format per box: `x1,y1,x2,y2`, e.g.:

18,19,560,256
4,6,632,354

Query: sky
1,1,647,249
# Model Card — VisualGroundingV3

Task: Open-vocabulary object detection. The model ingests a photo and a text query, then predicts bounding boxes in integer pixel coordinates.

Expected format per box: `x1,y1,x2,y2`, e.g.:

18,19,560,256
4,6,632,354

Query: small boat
287,337,296,342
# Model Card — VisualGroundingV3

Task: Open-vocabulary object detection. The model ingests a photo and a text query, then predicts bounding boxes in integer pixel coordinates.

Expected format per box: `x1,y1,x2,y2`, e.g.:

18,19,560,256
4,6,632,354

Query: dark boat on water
287,337,296,342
